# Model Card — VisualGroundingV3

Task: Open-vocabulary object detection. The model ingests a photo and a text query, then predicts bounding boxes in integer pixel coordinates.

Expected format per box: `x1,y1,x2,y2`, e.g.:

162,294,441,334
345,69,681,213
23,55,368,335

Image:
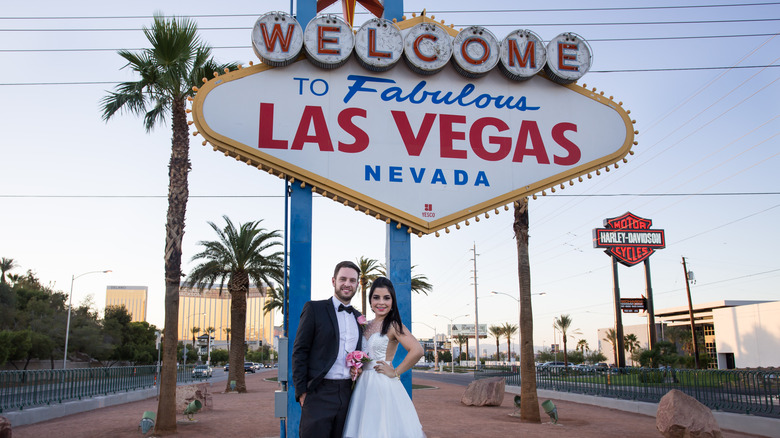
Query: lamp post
491,291,545,363
433,313,469,372
64,269,111,370
183,312,205,366
413,321,438,370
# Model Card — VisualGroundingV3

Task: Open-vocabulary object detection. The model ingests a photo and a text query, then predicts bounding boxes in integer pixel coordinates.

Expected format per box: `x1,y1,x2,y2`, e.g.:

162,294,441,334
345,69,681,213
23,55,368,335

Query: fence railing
0,365,196,413
475,366,780,418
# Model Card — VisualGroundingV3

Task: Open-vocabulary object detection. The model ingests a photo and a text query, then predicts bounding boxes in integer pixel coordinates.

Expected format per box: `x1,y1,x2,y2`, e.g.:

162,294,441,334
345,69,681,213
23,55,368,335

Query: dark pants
299,379,353,438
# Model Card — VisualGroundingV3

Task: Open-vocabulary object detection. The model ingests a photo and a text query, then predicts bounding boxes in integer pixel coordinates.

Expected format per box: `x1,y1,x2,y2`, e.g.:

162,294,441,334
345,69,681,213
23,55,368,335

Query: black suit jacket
292,299,364,401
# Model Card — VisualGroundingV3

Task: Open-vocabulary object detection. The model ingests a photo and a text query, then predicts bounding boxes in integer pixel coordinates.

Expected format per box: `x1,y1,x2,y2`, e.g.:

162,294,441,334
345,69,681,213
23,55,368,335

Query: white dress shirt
324,296,359,380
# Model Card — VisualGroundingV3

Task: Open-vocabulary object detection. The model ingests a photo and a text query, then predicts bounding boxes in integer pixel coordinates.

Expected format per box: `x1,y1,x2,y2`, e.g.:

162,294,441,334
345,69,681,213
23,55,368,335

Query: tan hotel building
105,286,148,322
178,283,275,349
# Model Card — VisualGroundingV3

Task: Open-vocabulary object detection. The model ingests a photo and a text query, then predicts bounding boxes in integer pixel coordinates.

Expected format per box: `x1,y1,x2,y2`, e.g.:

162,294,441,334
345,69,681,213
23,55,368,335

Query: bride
343,277,426,438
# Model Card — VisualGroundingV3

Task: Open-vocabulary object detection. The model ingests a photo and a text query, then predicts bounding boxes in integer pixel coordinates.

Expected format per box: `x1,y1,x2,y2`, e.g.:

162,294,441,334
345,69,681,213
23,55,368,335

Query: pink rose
357,315,367,325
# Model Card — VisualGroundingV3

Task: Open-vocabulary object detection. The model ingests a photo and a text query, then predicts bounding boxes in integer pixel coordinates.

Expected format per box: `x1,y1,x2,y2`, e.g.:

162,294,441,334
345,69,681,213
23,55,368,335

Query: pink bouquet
346,350,371,384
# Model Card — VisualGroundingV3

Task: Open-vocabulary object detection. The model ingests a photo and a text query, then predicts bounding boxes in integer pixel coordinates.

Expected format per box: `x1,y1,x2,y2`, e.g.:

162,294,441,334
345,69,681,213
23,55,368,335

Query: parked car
224,363,229,371
244,362,256,373
573,363,594,373
192,365,213,378
594,362,609,371
253,362,261,370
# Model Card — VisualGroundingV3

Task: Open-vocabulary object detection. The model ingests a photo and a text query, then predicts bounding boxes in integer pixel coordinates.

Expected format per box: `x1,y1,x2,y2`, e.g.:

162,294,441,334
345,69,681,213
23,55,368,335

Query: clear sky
2,1,778,357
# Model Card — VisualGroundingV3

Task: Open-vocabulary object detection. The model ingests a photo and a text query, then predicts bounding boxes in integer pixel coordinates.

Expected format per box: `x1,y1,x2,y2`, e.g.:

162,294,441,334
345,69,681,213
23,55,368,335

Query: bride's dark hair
370,277,405,336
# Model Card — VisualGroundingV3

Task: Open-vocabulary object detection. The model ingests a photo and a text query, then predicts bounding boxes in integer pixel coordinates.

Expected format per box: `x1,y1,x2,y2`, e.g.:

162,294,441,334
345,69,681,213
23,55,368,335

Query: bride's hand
374,360,396,378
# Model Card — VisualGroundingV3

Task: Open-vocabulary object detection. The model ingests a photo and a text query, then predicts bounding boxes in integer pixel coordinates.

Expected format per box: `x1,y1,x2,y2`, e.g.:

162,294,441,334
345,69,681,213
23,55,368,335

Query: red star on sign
317,0,384,26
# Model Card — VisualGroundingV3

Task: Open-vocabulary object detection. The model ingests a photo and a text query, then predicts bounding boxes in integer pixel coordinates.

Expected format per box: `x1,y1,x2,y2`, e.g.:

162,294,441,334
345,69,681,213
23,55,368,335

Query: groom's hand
299,393,306,406
350,367,363,379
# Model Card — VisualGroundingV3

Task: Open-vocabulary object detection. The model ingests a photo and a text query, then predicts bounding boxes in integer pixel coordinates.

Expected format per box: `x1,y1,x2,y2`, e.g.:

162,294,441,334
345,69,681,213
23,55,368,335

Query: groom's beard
334,285,356,303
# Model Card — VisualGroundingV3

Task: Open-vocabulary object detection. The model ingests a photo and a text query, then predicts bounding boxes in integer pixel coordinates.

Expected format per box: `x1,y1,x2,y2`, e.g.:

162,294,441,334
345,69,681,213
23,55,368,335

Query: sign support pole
286,183,312,438
611,257,626,368
644,259,657,349
386,223,412,398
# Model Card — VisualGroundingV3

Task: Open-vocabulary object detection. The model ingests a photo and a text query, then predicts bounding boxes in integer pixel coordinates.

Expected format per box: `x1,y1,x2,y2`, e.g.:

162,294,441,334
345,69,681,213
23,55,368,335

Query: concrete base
3,387,158,427
506,385,780,438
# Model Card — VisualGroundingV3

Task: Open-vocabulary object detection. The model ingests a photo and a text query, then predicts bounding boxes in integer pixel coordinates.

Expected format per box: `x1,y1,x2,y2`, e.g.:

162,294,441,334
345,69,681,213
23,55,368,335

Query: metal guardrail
476,366,780,418
0,365,196,413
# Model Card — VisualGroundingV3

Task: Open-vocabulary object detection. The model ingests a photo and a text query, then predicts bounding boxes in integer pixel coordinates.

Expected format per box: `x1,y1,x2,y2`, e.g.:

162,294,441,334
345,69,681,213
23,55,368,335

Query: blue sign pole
386,223,413,398
286,183,312,437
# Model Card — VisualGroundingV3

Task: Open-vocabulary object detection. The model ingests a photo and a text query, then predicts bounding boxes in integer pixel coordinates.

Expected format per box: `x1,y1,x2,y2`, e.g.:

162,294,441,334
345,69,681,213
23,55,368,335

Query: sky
2,1,779,358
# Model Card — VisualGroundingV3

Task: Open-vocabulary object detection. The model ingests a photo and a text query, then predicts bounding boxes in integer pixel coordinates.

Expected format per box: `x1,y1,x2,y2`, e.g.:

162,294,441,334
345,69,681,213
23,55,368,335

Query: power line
1,192,778,199
2,33,777,53
3,17,780,32
1,3,778,20
1,64,777,86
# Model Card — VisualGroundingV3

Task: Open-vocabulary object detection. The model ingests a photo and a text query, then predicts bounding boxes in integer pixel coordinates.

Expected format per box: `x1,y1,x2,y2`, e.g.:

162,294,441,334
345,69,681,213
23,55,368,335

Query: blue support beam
286,183,312,437
386,224,412,398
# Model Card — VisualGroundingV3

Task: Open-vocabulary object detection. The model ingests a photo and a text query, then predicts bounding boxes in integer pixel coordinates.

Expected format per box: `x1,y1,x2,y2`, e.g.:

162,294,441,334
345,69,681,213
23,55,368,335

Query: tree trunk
360,279,368,316
227,272,249,393
155,97,190,434
506,336,511,361
563,336,569,368
514,199,541,423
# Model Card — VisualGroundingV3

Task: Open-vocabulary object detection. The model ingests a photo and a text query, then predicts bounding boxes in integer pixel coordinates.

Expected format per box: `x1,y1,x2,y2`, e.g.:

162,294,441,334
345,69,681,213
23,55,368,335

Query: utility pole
471,243,480,370
682,256,700,369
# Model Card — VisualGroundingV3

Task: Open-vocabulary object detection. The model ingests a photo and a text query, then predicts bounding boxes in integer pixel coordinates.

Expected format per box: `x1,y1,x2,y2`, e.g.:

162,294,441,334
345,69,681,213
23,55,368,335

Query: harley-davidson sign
192,12,636,235
593,212,665,266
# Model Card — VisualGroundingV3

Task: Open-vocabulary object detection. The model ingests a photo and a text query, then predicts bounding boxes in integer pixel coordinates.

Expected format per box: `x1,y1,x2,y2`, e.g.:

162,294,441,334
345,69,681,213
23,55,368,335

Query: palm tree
223,327,231,353
576,339,590,355
410,268,433,295
624,333,640,366
604,328,618,366
513,198,540,422
100,14,236,433
455,334,468,364
488,325,504,360
205,326,215,364
554,314,581,369
190,326,201,352
501,323,518,361
356,257,381,314
377,264,433,295
186,215,282,393
262,284,286,315
0,258,17,284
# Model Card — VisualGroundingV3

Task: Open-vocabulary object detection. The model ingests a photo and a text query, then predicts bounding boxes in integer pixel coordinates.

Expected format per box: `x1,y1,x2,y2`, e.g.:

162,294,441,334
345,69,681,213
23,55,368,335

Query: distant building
178,283,275,352
105,286,148,322
598,300,778,369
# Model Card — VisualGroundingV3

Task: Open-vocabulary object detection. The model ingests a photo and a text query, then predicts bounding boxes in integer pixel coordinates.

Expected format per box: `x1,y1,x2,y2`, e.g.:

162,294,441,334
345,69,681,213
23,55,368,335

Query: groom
292,260,364,438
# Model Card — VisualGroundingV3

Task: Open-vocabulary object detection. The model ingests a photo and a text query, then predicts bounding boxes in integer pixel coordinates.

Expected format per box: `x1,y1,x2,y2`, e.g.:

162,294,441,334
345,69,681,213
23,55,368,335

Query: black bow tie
338,304,354,314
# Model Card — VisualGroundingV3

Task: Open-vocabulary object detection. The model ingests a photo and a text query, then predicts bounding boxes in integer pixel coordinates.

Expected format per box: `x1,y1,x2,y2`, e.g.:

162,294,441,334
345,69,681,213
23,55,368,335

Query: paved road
414,370,475,386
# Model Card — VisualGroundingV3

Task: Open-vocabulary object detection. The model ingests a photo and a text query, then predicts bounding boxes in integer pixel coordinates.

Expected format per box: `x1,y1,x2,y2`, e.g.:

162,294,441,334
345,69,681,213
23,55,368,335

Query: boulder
461,377,505,406
656,389,723,438
0,416,11,438
176,382,213,413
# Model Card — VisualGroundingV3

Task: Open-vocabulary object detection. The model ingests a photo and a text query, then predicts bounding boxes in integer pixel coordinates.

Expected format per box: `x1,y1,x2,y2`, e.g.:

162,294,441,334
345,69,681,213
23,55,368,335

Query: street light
433,313,469,372
413,321,438,371
64,269,111,370
491,291,545,363
183,312,205,366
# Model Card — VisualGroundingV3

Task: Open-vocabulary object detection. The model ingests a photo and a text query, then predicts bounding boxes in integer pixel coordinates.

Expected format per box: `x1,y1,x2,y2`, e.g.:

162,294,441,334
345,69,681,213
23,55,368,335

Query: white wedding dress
343,332,425,438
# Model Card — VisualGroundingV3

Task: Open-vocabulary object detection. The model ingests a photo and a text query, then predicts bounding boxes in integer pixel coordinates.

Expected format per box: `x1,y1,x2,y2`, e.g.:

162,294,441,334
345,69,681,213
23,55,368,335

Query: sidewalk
8,371,773,438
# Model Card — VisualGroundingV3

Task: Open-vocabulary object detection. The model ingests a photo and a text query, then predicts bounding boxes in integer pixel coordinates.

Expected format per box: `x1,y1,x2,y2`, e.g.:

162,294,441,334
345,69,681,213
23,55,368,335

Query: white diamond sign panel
192,18,634,236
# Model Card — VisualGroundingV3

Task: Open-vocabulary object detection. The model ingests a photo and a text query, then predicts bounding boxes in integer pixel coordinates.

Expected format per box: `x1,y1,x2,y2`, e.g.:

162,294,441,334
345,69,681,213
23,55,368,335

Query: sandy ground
9,372,766,438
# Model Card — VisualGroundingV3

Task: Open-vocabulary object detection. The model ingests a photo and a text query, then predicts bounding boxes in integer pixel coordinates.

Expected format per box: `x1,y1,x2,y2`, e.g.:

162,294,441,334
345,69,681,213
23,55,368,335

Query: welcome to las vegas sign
191,12,637,236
